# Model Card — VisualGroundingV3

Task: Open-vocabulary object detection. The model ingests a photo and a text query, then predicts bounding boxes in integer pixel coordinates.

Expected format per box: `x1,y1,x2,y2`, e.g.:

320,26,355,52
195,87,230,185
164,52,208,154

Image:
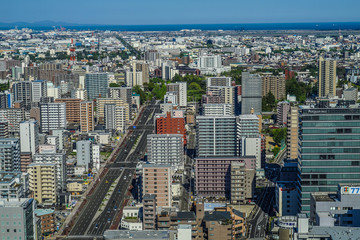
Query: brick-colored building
20,153,32,173
143,164,172,207
155,112,187,145
34,209,55,237
261,73,286,100
80,101,94,132
55,98,82,124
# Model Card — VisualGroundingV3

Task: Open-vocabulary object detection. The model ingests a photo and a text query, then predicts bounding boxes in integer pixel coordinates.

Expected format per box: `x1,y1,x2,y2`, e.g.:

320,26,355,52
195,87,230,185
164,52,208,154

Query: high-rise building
198,55,222,68
206,77,232,88
142,194,157,230
230,161,256,204
54,98,81,124
318,57,336,97
31,80,47,102
299,106,360,213
40,103,66,133
0,171,27,199
196,116,238,157
277,101,291,125
104,104,126,132
241,72,262,114
147,134,184,166
0,121,8,138
80,101,94,133
28,163,57,204
0,138,20,172
203,104,233,116
0,198,35,240
85,73,108,100
286,106,299,160
107,87,132,104
143,164,172,207
12,81,32,109
76,140,92,171
155,112,187,145
0,107,25,136
19,120,39,156
166,82,187,107
261,73,286,100
33,153,66,191
96,98,129,124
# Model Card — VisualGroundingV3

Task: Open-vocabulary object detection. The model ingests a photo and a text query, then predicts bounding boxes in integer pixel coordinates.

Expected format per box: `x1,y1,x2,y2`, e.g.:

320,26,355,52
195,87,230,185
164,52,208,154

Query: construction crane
69,38,76,65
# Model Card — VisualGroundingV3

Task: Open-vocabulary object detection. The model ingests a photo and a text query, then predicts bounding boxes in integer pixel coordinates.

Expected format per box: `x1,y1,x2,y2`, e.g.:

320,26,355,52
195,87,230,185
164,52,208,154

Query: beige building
143,164,172,207
54,98,82,124
230,161,256,204
287,106,299,160
67,182,83,193
28,163,57,204
318,57,336,97
80,101,94,132
261,73,286,100
96,98,130,124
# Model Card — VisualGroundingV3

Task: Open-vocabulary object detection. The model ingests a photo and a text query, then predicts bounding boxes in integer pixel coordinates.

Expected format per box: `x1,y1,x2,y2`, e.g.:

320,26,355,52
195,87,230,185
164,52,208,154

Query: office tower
0,171,27,199
275,182,300,216
198,55,222,68
206,77,232,88
196,116,237,157
166,82,187,107
230,161,255,204
195,157,256,198
0,121,8,138
318,57,336,97
80,101,94,133
155,112,187,145
261,73,286,100
0,198,35,240
203,104,233,116
33,153,66,191
40,103,66,133
104,104,127,132
12,81,32,109
0,138,20,172
277,101,291,125
76,140,92,171
28,163,57,204
0,108,25,136
147,134,184,166
31,80,47,102
143,164,172,207
299,106,360,213
85,73,108,100
20,120,39,156
107,87,132,104
54,98,81,124
287,106,299,160
96,98,129,124
142,194,157,230
241,72,262,114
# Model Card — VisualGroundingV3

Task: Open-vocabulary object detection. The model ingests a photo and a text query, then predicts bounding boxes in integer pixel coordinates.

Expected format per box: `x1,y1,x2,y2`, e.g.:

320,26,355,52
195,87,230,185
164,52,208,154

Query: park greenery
270,128,287,146
262,92,276,112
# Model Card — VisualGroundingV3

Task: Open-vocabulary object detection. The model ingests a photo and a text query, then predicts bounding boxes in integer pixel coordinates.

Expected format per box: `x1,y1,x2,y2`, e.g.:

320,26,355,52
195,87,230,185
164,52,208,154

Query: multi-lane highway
68,100,160,237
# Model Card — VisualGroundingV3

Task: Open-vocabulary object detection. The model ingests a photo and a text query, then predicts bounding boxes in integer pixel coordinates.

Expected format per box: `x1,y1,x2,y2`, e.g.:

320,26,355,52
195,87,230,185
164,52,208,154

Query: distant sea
1,22,360,31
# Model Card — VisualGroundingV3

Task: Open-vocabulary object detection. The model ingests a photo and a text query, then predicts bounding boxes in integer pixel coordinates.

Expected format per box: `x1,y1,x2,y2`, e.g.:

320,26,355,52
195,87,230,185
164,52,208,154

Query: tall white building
147,134,184,166
203,104,233,116
46,82,61,99
104,104,127,132
0,138,21,172
126,70,143,87
40,103,66,133
19,120,39,156
31,80,47,102
166,82,187,107
76,140,92,171
198,55,222,68
92,144,100,173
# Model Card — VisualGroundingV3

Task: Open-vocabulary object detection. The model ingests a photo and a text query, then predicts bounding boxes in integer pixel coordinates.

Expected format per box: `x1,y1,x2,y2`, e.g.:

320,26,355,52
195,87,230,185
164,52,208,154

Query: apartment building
28,163,57,204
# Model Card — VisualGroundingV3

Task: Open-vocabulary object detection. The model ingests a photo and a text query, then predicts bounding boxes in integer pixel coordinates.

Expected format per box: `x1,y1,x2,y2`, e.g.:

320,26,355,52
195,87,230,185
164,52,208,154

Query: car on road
114,206,117,210
107,218,111,223
95,224,99,229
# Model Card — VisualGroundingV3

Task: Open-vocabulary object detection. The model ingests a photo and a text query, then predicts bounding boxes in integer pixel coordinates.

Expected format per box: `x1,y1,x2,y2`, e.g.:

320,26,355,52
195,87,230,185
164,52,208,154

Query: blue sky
2,0,360,25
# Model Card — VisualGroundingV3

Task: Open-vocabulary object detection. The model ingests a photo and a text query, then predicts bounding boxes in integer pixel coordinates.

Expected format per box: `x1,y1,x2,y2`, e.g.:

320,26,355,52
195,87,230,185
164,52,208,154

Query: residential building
206,77,232,88
143,194,157,230
19,120,39,156
299,106,360,213
277,101,291,125
104,104,127,132
28,163,57,204
0,138,21,172
80,101,94,132
275,182,301,216
0,171,26,199
31,80,47,103
0,198,35,240
261,73,286,100
166,82,187,107
0,108,25,136
40,103,66,133
107,87,132,104
343,87,358,101
143,164,172,207
34,209,55,237
202,103,233,116
287,106,299,160
32,153,66,191
76,140,92,172
0,122,8,138
96,98,129,124
12,81,32,109
230,161,256,204
195,157,256,198
241,72,262,114
318,57,336,97
155,112,187,145
147,134,184,166
54,98,81,124
85,73,108,100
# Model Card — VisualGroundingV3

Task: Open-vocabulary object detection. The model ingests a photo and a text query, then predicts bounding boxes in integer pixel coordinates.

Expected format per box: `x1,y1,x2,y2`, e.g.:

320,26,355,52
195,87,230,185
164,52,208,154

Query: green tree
272,146,281,156
262,92,276,112
109,83,121,87
271,128,287,145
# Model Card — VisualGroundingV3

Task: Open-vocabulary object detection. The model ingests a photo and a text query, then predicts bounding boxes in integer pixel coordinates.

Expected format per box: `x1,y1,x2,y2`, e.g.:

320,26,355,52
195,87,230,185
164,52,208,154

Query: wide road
68,100,160,237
